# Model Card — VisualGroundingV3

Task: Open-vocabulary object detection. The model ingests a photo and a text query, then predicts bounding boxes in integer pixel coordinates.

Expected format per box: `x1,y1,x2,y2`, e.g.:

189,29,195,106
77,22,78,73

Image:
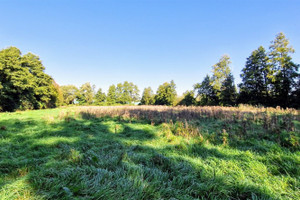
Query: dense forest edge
0,32,299,112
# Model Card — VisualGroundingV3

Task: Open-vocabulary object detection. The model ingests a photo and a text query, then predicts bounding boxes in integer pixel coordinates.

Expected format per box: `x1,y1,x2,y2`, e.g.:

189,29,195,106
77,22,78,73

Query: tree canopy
140,87,155,105
61,85,78,105
76,82,94,105
154,80,177,106
94,88,106,105
0,47,60,111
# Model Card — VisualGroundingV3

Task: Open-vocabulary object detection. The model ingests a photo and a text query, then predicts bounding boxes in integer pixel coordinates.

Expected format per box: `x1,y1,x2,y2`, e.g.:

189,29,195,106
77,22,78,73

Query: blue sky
1,0,299,95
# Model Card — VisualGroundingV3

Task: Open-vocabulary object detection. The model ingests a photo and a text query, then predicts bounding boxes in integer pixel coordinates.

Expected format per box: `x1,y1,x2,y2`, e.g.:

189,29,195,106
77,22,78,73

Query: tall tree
0,47,60,111
106,84,117,105
61,85,79,105
268,32,299,107
238,46,271,105
0,47,32,111
154,80,177,106
220,73,237,106
194,75,218,106
140,87,155,105
211,55,231,93
21,52,59,109
128,82,140,103
77,82,94,105
94,88,106,105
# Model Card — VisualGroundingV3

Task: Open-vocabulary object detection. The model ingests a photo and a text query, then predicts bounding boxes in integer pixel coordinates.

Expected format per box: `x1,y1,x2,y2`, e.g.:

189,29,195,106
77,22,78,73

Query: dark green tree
268,32,299,107
178,90,196,106
0,47,32,111
238,46,271,105
194,75,218,106
220,73,237,106
140,87,155,105
154,80,177,106
0,47,60,111
290,76,300,108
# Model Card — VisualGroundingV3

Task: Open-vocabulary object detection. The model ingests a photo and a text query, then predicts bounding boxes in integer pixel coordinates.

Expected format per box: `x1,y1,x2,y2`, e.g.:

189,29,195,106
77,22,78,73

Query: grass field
0,106,299,199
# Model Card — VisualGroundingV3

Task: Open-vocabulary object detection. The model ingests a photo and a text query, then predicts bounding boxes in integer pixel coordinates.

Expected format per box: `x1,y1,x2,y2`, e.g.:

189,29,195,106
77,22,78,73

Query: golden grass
75,105,297,121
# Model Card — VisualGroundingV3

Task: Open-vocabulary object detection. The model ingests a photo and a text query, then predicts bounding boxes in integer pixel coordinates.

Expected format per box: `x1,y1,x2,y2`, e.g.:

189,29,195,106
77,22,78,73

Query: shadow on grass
0,114,296,199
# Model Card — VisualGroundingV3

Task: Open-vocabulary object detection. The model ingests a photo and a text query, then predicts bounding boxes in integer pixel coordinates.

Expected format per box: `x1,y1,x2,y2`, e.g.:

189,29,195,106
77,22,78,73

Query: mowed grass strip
0,108,299,200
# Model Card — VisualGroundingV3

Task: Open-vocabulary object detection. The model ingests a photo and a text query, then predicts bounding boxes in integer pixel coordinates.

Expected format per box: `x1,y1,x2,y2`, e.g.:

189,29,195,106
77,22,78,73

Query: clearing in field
0,106,299,199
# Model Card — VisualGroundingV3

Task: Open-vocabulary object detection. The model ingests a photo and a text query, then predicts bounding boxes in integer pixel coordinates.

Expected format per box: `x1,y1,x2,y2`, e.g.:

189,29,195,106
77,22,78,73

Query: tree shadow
0,114,295,199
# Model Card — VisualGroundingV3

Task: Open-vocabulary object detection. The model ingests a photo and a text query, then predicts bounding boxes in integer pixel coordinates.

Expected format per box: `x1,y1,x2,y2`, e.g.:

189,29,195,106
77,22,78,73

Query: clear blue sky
1,0,299,95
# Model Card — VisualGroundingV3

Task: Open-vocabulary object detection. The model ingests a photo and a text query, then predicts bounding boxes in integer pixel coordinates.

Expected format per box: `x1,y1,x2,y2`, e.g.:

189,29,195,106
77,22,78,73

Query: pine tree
268,32,299,107
238,46,270,105
220,73,237,106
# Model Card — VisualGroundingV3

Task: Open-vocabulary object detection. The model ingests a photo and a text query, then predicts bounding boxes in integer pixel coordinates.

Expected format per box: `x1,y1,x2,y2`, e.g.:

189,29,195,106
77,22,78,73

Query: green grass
0,108,299,200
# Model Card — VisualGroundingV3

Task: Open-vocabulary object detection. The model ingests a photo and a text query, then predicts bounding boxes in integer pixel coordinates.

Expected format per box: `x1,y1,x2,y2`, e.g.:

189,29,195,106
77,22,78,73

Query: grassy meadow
0,106,299,200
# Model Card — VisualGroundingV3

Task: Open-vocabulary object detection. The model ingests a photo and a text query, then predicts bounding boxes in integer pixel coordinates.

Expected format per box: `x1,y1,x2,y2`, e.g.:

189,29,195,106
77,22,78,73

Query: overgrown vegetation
0,106,299,199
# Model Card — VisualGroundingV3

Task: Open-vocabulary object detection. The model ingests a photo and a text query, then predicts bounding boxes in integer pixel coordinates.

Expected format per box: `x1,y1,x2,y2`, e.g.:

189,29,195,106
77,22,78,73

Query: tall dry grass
74,105,299,131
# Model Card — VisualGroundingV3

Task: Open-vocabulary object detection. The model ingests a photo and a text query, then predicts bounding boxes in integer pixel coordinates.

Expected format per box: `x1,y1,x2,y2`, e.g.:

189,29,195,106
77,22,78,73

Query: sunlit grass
0,107,299,199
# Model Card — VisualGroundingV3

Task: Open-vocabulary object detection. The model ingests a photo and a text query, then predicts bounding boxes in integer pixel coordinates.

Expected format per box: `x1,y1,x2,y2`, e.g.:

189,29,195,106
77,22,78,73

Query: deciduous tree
155,80,177,106
115,81,140,104
107,84,117,105
0,47,60,111
94,88,106,105
178,90,196,106
140,87,155,105
77,82,94,105
211,55,231,92
61,85,78,105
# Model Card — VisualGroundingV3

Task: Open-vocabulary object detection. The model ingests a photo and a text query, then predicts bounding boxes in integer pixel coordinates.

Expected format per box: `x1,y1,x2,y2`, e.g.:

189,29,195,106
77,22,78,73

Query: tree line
0,32,299,111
